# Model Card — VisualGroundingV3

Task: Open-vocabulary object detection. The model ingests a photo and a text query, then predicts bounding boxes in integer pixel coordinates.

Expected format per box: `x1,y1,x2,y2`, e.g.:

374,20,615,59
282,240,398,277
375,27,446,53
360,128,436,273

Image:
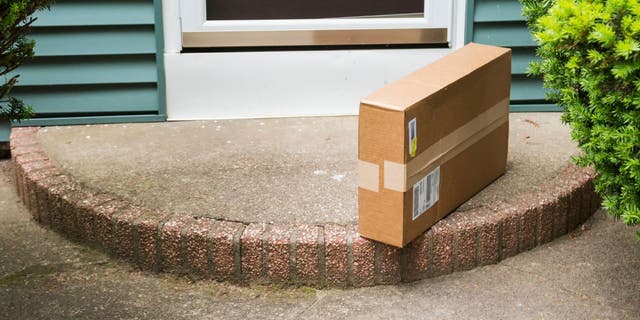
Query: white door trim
161,0,467,120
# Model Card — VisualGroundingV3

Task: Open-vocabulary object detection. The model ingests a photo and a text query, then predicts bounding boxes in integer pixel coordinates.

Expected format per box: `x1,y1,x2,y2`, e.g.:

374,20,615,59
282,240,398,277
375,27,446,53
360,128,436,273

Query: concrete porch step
9,113,599,287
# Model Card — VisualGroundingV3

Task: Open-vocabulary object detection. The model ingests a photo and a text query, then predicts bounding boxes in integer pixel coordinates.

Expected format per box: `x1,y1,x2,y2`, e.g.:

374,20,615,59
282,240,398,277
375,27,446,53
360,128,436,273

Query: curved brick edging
9,127,601,288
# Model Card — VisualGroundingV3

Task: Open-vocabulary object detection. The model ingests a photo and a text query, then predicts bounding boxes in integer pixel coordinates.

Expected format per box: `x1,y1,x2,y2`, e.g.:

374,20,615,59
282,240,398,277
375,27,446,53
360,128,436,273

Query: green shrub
521,0,640,239
1,0,53,122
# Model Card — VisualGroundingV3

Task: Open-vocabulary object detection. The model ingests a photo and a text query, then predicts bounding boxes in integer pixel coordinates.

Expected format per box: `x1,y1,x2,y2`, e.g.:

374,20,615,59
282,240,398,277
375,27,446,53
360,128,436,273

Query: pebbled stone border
10,127,601,288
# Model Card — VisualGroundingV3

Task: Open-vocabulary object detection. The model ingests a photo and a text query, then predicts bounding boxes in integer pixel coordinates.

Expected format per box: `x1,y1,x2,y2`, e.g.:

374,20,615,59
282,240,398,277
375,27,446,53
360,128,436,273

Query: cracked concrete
1,159,639,319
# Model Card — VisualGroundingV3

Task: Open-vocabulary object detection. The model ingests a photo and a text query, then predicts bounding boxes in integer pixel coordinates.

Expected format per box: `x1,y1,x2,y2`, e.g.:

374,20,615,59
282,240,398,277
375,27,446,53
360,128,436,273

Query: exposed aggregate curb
10,127,600,288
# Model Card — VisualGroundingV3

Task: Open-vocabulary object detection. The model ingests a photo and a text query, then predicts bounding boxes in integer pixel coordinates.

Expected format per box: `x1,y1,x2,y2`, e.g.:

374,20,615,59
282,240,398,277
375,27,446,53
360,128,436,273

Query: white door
163,0,465,120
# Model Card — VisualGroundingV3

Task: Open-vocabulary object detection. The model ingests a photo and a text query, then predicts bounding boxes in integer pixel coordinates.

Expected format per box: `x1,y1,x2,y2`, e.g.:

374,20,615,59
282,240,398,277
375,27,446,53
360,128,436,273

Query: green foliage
521,0,640,239
0,0,53,122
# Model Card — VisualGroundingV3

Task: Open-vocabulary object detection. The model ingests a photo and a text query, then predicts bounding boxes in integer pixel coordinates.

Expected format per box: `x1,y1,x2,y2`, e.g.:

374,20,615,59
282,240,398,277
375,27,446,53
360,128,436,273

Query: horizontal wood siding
466,0,559,112
2,0,165,140
32,0,155,27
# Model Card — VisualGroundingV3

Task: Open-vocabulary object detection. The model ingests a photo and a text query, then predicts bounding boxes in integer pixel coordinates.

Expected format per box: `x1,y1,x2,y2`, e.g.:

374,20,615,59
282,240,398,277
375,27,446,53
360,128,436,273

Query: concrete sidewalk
1,159,639,319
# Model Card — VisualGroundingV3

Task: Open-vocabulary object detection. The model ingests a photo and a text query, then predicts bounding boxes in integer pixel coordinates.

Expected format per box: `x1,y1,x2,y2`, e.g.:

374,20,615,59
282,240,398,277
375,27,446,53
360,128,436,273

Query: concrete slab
1,159,639,320
37,113,577,224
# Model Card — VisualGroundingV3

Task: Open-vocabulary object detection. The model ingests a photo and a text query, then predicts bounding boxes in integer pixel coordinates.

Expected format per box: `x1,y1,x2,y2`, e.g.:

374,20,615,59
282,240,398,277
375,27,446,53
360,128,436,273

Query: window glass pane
206,0,424,20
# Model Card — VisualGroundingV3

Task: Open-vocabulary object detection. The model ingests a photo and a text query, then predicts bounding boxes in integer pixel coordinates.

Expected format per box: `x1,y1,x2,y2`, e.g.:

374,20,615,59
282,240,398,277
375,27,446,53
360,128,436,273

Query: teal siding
473,0,523,22
0,122,9,142
11,84,159,114
466,0,559,112
32,0,155,26
30,27,157,56
3,0,165,141
16,56,157,86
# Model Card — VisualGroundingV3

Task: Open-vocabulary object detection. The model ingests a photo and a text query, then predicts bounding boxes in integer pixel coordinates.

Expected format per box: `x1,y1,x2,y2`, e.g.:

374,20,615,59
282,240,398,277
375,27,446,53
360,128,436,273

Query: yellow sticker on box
409,118,417,157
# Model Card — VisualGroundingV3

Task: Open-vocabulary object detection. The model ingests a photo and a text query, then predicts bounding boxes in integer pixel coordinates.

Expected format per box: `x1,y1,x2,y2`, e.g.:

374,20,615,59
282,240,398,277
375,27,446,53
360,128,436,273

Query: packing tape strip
406,97,509,178
358,97,509,193
358,160,380,192
404,113,508,190
383,160,407,193
384,101,509,192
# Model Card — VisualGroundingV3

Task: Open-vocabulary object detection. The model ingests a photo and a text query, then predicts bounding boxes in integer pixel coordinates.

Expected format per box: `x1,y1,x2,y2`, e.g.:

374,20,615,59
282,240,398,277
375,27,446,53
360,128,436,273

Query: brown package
358,43,511,247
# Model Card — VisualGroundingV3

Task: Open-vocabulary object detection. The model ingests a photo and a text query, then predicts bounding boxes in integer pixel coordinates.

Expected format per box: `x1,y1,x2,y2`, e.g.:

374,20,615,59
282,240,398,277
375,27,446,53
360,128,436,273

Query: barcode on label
412,166,440,220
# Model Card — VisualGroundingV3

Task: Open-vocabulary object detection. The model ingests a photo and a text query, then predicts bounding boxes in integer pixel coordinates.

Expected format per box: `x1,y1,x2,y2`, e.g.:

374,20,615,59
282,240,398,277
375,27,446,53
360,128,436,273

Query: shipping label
412,166,440,220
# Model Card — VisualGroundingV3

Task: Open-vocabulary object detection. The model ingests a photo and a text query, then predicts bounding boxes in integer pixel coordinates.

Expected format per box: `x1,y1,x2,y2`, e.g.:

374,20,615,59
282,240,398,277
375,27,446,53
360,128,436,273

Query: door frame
161,0,467,120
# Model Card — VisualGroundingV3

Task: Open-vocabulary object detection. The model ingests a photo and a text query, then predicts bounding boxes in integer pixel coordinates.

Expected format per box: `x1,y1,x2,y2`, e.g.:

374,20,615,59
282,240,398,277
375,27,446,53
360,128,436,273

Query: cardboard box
358,43,511,247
